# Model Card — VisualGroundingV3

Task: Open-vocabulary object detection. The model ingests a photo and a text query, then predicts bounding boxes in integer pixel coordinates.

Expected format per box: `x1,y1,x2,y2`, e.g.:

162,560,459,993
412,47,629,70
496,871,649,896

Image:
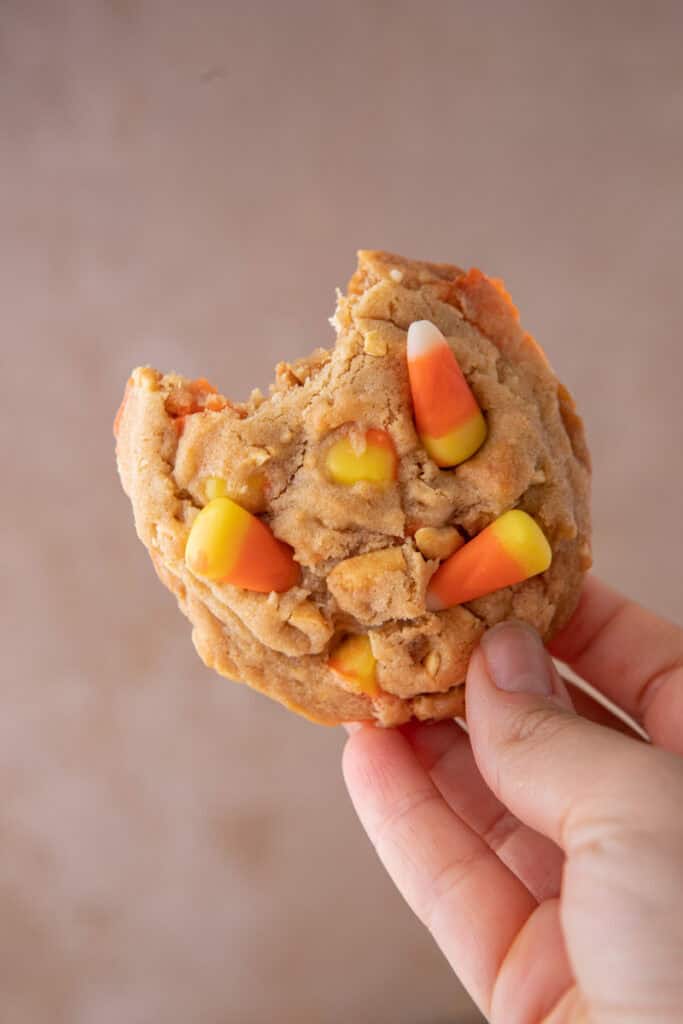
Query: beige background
2,2,682,1022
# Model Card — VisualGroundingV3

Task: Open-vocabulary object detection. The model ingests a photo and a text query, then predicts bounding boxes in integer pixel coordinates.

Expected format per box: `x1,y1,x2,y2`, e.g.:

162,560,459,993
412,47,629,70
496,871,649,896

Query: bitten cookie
114,250,591,726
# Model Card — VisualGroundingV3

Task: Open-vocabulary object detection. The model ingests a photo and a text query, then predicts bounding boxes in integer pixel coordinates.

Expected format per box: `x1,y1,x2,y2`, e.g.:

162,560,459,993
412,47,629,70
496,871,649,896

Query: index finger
342,724,536,1015
549,576,683,753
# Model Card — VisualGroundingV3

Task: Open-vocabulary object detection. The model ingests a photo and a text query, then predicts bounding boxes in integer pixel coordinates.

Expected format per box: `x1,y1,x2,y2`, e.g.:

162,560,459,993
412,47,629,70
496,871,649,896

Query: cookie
114,250,591,726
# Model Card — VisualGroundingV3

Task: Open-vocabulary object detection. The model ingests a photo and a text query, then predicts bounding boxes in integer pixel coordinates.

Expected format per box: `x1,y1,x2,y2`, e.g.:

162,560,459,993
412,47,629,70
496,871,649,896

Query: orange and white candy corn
407,320,487,467
426,510,552,610
325,428,397,486
185,497,300,593
328,634,379,696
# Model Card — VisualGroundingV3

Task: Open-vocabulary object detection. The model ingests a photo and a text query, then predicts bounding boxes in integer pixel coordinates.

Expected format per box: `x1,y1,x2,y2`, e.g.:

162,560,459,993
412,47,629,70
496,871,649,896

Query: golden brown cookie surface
115,250,591,725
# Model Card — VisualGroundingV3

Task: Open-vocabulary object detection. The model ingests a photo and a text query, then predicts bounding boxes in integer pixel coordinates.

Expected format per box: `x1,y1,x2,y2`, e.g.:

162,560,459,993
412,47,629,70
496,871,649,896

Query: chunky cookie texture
115,250,591,725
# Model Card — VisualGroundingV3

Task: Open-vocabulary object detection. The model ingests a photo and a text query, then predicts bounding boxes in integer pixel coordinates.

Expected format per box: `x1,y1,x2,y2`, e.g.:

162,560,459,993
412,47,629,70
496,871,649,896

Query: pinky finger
565,678,647,740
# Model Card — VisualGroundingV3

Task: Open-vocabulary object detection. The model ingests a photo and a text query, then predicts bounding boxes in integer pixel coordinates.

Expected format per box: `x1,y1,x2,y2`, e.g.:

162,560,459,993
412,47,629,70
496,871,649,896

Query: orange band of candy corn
427,510,552,610
407,321,487,467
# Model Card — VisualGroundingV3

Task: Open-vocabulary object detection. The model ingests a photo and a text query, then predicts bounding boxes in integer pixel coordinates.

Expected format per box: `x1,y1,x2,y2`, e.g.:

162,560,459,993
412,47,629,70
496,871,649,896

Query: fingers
401,720,564,901
343,724,535,1014
550,575,683,752
490,899,575,1024
397,680,643,900
564,679,646,740
466,619,668,852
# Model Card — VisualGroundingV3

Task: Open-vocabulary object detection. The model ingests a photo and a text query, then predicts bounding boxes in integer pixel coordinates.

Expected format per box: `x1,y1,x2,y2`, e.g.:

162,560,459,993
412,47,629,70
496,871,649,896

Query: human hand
343,576,683,1022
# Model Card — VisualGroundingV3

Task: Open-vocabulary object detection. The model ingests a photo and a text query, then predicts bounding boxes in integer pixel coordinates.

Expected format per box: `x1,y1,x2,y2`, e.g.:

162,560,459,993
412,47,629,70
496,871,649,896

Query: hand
343,577,683,1023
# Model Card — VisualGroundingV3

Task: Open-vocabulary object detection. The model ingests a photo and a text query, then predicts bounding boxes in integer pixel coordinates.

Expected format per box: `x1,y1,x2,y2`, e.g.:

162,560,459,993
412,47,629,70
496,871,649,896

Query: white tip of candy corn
407,320,446,359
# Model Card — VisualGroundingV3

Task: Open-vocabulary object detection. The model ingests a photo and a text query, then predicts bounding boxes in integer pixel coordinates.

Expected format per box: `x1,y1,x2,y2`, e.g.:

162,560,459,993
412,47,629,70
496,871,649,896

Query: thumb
466,620,647,851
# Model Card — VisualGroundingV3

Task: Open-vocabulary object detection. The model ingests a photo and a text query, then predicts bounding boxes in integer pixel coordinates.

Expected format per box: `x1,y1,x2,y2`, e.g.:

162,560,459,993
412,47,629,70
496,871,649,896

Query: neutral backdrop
2,2,682,1022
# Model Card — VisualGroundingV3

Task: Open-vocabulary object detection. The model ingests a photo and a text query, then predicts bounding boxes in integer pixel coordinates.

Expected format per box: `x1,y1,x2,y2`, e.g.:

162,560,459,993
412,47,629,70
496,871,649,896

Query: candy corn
325,428,397,485
202,473,266,513
328,634,379,696
185,497,300,593
203,476,228,501
426,510,552,610
407,320,487,467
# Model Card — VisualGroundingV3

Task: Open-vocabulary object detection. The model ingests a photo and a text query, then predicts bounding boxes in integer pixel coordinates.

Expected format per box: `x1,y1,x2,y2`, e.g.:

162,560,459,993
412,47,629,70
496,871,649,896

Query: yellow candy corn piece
325,428,397,485
203,476,228,501
328,634,379,696
185,497,300,593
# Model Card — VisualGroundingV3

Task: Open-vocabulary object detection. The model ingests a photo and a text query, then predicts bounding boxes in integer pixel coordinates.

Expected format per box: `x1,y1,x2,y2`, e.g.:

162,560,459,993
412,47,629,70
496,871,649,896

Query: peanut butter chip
423,650,441,678
132,366,160,391
364,331,388,356
288,601,333,646
248,447,271,467
414,526,464,561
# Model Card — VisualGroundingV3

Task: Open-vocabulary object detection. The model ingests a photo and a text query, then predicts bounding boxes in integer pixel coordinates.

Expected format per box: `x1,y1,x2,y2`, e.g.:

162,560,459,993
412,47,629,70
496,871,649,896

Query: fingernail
481,621,553,696
342,722,363,735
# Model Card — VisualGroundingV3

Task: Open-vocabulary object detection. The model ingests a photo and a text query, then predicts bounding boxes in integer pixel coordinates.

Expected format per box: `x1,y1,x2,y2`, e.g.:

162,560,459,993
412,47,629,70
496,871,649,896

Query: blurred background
2,2,682,1021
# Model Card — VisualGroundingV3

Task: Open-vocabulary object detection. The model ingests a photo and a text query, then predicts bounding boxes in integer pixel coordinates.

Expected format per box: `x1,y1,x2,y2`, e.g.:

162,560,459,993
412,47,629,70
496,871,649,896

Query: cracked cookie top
115,250,591,726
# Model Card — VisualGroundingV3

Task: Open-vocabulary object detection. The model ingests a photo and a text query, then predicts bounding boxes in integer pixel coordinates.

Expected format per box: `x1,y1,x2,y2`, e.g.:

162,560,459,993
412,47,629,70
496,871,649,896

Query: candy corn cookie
115,250,591,725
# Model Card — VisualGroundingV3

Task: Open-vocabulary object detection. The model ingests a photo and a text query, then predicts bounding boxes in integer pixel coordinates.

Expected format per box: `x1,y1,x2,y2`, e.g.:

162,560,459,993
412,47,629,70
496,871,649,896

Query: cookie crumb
248,446,271,466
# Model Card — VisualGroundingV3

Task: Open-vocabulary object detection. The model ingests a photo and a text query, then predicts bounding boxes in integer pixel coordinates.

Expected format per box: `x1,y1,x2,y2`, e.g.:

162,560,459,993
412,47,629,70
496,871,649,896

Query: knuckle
562,748,683,856
481,806,520,855
563,806,654,867
373,787,440,849
635,656,683,722
420,847,489,935
500,701,579,763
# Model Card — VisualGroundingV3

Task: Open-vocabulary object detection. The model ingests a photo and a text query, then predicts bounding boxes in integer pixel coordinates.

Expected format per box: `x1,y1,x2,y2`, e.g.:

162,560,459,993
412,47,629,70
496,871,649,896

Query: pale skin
343,577,683,1023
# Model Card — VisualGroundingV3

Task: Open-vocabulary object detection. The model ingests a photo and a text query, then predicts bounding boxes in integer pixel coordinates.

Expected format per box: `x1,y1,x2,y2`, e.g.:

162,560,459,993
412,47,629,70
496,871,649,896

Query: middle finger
402,679,645,901
401,719,564,901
